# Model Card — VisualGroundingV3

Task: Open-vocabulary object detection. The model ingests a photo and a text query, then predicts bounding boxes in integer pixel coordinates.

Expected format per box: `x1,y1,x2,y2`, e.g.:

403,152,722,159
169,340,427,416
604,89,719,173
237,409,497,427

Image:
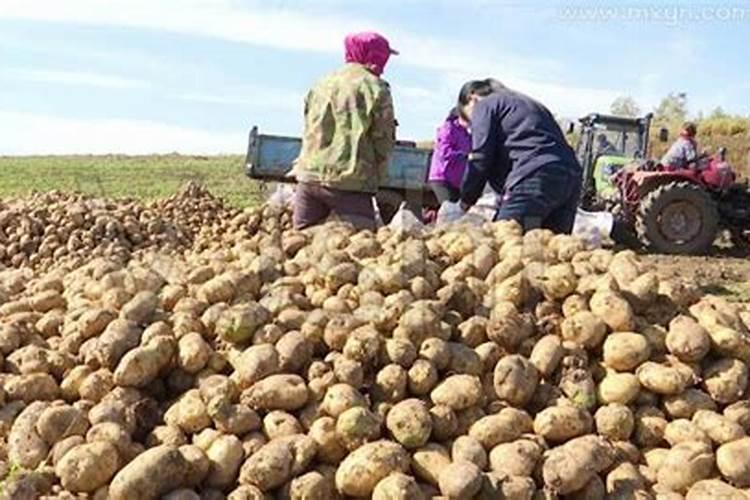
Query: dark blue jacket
460,90,581,206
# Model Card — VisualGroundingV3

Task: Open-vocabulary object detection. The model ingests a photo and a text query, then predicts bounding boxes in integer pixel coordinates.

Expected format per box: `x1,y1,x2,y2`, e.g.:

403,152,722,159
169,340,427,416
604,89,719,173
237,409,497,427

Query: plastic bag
388,202,424,231
267,184,296,207
436,201,465,225
572,208,614,248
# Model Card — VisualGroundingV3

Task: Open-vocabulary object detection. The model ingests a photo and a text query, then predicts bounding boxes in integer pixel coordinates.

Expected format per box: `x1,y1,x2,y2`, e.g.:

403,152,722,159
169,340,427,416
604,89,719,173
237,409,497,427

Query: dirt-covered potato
489,438,543,479
595,403,634,441
561,311,608,349
589,289,635,332
637,361,694,396
686,480,746,500
530,335,564,377
542,435,614,495
336,406,381,451
372,472,425,500
664,419,711,446
468,408,533,449
431,374,483,410
385,399,432,449
533,404,593,443
55,441,120,493
663,388,717,419
666,315,711,362
493,355,539,407
725,401,750,433
334,440,410,497
717,437,750,487
438,461,483,500
408,359,439,396
656,441,714,493
242,374,308,411
702,358,749,404
412,443,451,486
321,383,367,417
597,372,641,405
109,445,199,500
692,409,745,445
451,435,487,470
602,332,651,371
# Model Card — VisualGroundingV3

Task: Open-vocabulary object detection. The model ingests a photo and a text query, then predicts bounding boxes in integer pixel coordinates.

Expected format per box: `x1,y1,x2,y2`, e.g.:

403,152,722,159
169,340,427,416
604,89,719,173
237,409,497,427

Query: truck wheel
375,190,405,224
636,181,718,254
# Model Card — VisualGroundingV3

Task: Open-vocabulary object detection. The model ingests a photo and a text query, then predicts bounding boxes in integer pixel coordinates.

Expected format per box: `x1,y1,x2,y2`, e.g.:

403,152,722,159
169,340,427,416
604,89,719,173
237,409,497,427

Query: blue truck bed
244,127,434,192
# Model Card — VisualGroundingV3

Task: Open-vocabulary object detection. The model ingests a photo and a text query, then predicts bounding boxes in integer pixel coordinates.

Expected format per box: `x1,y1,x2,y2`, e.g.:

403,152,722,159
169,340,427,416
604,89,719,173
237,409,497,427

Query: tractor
574,112,750,254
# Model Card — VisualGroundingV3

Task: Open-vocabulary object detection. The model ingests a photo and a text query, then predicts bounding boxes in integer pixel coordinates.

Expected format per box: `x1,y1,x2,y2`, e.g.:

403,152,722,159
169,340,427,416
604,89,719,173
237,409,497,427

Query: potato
165,389,212,434
702,358,749,404
108,445,196,500
530,335,564,378
419,338,451,371
114,336,176,387
408,359,439,396
372,472,425,500
663,389,717,419
666,315,710,363
456,317,488,348
637,361,693,395
561,311,608,349
384,338,417,368
493,355,538,407
589,290,635,333
447,342,483,376
657,441,714,493
468,408,533,449
602,332,651,371
334,440,410,497
560,367,597,410
120,291,158,324
725,401,750,433
431,374,483,410
386,399,432,449
55,441,120,493
336,406,381,450
489,439,543,479
438,461,483,500
693,410,745,445
664,419,711,446
542,435,615,494
595,403,634,441
216,303,272,344
146,425,187,448
533,404,593,443
412,443,452,486
686,480,746,500
177,332,211,374
320,383,366,417
430,405,458,442
451,436,487,470
373,364,408,403
90,319,142,369
634,408,668,448
597,372,641,405
36,405,89,444
8,401,51,469
487,302,533,349
5,373,59,402
309,416,347,464
205,434,243,489
717,437,750,487
231,344,279,389
242,374,308,411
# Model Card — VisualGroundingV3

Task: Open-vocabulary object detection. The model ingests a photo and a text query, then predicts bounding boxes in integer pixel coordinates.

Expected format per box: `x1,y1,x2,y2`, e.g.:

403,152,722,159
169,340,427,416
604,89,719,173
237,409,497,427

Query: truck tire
636,181,718,255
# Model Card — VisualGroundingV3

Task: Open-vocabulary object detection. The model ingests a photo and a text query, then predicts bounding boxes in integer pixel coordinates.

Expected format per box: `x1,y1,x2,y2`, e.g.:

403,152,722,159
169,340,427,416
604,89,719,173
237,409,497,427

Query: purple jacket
428,116,471,188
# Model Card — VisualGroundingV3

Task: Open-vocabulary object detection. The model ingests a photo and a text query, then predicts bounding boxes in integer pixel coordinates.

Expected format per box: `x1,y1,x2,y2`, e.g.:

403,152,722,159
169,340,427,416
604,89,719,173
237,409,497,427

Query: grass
0,155,269,208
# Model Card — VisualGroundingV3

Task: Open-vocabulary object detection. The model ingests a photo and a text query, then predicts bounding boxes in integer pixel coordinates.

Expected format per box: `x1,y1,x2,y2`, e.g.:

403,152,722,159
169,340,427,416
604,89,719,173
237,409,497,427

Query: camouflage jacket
294,63,395,193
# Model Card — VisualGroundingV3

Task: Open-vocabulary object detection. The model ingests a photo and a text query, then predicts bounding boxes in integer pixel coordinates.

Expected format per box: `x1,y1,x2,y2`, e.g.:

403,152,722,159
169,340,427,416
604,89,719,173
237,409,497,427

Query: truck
244,126,436,223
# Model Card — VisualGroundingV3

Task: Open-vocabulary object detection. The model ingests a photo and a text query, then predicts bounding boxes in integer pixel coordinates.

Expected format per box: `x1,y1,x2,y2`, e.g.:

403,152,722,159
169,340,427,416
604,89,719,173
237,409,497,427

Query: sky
1,0,749,154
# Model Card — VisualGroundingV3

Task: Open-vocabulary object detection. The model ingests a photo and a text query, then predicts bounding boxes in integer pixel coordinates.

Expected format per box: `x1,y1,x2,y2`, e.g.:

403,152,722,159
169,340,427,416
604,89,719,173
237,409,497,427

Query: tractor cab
575,113,657,209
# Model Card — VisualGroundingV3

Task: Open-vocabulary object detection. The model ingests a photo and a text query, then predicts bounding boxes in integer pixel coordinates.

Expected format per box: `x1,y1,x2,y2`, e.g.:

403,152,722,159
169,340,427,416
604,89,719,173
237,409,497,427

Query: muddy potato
108,445,198,500
451,435,487,470
686,480,746,500
542,435,615,495
725,401,750,433
431,374,483,410
321,383,366,417
489,438,543,479
242,374,308,411
386,399,432,449
561,311,608,349
334,440,411,497
430,404,458,442
468,408,533,449
602,332,651,372
530,335,564,378
657,441,714,493
8,401,51,469
717,437,750,488
438,461,483,500
663,388,717,419
373,364,408,402
408,359,439,396
594,403,634,441
372,472,425,500
702,358,749,404
666,315,711,363
692,409,745,445
263,410,303,440
336,406,381,451
493,355,539,407
589,289,635,332
486,301,533,349
637,361,693,396
55,441,120,493
384,338,417,368
309,416,347,464
634,407,668,448
533,404,593,443
664,419,711,446
36,405,89,444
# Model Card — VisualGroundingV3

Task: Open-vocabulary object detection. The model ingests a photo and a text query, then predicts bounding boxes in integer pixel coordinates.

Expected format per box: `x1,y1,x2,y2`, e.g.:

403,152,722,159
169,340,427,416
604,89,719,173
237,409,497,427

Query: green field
0,155,268,207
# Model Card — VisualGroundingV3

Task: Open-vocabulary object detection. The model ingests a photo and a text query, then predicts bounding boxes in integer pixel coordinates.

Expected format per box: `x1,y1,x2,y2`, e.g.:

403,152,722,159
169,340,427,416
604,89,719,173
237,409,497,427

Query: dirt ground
642,250,750,300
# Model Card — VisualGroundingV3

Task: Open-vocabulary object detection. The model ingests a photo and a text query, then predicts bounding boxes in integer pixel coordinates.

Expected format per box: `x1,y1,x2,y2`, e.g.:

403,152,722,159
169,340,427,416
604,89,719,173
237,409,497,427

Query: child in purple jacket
428,108,471,203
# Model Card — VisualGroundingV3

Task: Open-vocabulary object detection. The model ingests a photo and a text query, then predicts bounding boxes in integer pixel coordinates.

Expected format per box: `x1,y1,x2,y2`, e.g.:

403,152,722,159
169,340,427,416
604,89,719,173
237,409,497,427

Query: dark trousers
495,163,582,234
429,181,460,204
293,183,376,230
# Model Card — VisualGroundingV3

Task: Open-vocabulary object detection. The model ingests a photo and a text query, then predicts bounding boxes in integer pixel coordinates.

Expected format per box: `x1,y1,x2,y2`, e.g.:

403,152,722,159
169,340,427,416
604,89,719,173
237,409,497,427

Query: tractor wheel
636,181,719,254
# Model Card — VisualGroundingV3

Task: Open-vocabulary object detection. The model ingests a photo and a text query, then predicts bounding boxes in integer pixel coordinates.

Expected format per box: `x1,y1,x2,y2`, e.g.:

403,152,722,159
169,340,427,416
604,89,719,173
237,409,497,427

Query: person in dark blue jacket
457,79,583,233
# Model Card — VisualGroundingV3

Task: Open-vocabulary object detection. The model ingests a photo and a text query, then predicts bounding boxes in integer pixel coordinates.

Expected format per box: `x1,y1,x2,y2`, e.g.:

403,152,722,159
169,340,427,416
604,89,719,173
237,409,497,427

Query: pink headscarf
344,32,398,76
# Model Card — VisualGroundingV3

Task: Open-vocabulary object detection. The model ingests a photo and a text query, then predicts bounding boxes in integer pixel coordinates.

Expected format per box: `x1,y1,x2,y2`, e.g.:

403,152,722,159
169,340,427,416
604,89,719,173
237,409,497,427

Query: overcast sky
1,0,748,154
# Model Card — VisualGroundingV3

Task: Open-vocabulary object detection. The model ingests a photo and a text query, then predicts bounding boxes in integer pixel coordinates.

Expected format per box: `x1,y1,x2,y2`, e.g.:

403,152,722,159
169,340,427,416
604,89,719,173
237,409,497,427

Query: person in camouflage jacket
292,31,397,230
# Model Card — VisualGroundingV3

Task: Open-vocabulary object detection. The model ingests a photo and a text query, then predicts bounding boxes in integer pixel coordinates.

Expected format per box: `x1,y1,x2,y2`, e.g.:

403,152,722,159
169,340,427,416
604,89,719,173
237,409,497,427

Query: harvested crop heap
2,192,750,499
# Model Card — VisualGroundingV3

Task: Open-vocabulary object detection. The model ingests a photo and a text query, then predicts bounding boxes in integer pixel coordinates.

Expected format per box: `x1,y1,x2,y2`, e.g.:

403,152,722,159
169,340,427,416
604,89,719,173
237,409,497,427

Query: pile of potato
3,190,750,499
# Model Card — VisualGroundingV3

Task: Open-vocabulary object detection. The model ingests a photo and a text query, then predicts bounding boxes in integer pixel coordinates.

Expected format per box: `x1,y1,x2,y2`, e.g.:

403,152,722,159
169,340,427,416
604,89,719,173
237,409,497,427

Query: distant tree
709,106,729,119
654,92,688,125
610,96,641,117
